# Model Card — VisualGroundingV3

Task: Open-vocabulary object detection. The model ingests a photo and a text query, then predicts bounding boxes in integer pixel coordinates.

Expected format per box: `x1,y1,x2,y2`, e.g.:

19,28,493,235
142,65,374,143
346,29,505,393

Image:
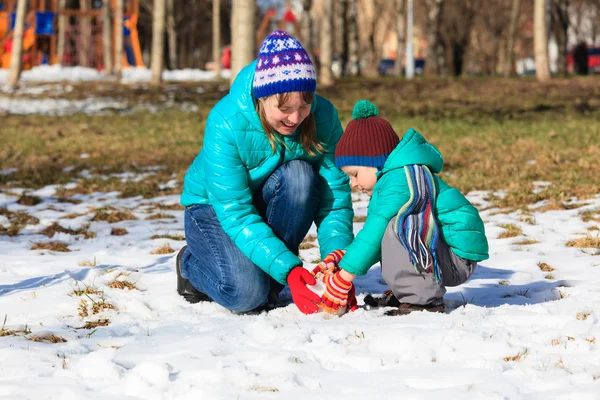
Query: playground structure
0,0,144,70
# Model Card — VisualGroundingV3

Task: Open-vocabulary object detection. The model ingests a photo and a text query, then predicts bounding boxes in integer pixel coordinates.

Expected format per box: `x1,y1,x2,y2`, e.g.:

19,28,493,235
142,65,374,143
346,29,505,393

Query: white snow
0,65,231,85
1,178,600,399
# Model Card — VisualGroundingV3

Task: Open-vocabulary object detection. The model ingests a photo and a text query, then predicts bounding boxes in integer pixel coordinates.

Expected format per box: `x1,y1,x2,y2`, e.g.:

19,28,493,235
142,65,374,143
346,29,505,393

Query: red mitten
321,271,353,314
287,266,321,315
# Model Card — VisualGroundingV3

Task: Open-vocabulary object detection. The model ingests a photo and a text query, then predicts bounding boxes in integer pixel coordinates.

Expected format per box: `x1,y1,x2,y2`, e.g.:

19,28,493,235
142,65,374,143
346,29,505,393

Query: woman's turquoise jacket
181,61,354,284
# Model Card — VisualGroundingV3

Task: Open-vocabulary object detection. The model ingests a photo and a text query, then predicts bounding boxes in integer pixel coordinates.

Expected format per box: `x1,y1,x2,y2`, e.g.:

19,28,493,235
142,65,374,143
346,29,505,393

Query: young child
323,100,489,316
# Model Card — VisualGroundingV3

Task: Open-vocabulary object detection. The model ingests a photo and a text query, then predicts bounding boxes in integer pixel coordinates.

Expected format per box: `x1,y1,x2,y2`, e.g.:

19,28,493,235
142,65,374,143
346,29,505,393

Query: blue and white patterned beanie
253,30,317,99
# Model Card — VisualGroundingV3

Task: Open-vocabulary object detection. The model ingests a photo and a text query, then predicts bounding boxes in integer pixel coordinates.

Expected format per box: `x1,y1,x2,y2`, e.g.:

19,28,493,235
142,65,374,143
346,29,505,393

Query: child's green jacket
339,128,489,276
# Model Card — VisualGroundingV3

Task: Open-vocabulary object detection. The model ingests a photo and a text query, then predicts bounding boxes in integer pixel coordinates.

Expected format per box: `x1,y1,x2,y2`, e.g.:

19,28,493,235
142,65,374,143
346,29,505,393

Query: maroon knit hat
335,100,399,169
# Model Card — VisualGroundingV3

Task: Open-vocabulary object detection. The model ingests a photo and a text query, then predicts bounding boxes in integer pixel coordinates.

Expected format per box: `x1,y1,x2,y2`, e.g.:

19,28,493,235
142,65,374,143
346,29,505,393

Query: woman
177,31,354,314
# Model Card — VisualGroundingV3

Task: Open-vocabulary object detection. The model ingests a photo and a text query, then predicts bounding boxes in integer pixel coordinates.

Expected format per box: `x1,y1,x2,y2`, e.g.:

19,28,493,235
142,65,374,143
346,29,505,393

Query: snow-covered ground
1,172,599,399
0,65,231,85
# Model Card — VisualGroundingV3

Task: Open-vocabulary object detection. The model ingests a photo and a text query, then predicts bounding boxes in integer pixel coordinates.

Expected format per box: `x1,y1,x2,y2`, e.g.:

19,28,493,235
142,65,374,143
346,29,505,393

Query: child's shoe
176,246,211,304
364,290,400,308
385,302,445,316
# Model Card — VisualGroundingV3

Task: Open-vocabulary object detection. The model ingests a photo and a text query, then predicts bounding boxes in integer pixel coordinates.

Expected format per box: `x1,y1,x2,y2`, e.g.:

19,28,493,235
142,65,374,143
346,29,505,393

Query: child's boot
385,302,445,316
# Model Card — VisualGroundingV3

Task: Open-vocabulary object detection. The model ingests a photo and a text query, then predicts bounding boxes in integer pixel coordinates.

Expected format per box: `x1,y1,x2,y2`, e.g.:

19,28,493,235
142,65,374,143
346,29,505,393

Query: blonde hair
256,92,325,157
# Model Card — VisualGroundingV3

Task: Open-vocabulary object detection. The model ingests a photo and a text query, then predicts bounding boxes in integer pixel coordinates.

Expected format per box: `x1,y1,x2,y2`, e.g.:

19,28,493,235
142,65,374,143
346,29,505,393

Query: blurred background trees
5,0,600,86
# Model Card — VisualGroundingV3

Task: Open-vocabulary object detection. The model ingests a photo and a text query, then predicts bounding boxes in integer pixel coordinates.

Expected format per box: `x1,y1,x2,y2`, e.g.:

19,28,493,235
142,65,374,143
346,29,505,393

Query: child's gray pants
381,218,477,306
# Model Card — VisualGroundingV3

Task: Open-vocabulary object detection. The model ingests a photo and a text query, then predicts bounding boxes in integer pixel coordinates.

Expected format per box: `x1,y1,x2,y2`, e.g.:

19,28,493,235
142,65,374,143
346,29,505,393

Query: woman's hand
287,266,321,314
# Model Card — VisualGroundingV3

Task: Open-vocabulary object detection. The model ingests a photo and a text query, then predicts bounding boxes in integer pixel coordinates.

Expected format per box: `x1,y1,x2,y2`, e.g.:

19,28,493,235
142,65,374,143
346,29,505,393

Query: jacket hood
380,128,444,175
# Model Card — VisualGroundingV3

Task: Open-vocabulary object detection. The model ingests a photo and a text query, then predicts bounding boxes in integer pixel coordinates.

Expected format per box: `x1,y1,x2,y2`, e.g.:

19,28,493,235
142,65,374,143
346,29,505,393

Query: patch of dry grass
504,349,527,362
60,212,86,219
107,273,138,291
79,257,97,267
78,319,110,329
353,215,367,223
152,203,184,211
566,236,600,249
72,283,99,297
56,196,83,204
545,274,555,280
150,233,185,241
498,280,510,285
498,224,523,239
0,208,40,236
151,243,175,255
514,238,539,245
111,227,129,236
538,262,555,272
299,234,318,250
91,207,137,223
146,213,175,220
41,222,96,239
576,312,590,321
28,333,67,343
580,209,600,223
17,194,42,206
536,202,583,212
31,241,71,252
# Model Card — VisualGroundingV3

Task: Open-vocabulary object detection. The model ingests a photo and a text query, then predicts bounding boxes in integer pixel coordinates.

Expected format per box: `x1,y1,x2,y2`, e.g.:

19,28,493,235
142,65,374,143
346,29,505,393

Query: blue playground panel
35,12,55,35
9,12,56,35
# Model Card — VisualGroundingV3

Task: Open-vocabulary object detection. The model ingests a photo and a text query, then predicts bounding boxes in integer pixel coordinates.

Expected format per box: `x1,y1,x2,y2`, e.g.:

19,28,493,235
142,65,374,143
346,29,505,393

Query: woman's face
260,92,312,136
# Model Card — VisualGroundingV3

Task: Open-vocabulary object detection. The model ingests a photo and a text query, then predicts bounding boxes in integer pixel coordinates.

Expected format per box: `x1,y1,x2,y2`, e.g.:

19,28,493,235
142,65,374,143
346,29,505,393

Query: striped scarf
394,165,442,282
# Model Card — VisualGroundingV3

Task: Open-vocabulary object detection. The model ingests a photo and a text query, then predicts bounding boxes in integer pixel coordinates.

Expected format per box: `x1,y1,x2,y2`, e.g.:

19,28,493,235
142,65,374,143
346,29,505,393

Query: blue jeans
181,160,320,312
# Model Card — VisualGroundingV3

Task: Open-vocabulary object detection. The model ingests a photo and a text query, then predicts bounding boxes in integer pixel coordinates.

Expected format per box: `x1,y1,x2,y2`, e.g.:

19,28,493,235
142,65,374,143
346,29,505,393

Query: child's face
341,166,378,196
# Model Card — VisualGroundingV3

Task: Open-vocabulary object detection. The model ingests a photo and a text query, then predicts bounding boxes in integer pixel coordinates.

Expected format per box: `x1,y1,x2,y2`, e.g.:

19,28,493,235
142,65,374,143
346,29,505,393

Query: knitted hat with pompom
335,100,400,169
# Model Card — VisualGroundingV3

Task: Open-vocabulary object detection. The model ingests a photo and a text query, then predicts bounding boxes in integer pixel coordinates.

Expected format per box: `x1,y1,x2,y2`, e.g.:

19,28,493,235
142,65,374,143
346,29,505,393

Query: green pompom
352,100,379,120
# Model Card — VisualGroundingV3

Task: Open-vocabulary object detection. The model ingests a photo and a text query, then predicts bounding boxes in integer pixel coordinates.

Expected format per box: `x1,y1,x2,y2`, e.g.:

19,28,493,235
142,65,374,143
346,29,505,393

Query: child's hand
311,249,345,279
320,270,354,314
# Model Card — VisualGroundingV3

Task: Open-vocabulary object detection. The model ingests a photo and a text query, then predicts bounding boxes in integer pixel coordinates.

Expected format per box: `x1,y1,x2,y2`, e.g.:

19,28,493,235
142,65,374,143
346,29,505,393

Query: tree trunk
394,0,405,76
424,0,443,75
57,0,66,65
534,0,551,81
552,0,569,75
230,0,255,85
301,0,313,61
504,0,521,77
80,0,90,67
320,0,334,86
346,0,359,76
166,0,177,69
213,0,221,77
7,0,27,88
102,0,113,75
114,0,124,78
151,0,166,85
339,0,349,76
334,0,345,58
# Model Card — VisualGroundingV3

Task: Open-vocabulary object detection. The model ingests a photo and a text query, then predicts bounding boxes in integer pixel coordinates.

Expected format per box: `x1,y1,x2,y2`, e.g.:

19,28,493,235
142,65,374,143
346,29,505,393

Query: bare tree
213,0,221,77
151,0,166,84
166,0,177,69
102,0,113,75
320,0,334,86
57,0,67,65
534,0,551,81
504,0,521,76
7,0,27,88
80,0,90,67
301,0,314,61
345,0,359,75
115,0,124,79
424,0,444,75
551,0,569,75
394,0,405,76
230,0,255,85
439,0,479,76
